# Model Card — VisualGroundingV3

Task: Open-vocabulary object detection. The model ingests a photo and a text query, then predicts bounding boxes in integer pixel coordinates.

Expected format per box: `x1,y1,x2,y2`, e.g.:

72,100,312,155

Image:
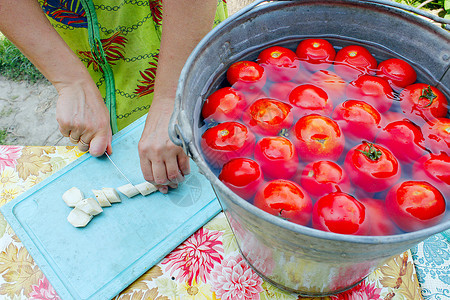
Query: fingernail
159,186,168,194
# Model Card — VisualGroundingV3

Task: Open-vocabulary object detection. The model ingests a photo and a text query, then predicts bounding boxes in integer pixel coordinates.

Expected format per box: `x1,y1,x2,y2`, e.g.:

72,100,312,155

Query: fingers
139,142,188,194
65,129,110,156
89,132,112,157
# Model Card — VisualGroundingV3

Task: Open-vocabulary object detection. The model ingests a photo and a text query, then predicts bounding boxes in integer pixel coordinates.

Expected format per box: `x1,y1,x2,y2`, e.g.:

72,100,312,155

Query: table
0,145,448,300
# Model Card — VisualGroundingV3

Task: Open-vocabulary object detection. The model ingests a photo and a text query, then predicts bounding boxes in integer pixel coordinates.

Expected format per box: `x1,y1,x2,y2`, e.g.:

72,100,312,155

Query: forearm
0,0,91,88
151,0,217,110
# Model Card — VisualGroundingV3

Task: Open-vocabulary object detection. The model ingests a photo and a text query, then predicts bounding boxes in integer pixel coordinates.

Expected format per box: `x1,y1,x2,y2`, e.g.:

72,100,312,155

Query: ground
0,0,253,146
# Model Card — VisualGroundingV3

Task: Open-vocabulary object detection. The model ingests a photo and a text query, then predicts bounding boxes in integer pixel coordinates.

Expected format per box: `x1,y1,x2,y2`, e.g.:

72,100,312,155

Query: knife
104,152,134,185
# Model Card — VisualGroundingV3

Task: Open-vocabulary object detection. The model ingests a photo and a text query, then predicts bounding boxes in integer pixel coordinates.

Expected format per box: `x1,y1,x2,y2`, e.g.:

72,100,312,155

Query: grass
0,129,7,145
0,33,46,83
393,0,449,18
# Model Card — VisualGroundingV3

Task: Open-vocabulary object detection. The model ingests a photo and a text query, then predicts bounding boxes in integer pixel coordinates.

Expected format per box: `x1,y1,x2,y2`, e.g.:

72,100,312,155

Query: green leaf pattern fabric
38,0,228,131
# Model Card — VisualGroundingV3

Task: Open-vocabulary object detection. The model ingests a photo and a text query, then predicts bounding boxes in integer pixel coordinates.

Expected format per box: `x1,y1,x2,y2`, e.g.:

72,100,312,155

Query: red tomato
309,70,346,104
376,119,426,163
345,75,394,113
376,58,417,91
295,38,336,72
293,114,345,162
242,98,293,136
360,198,399,236
399,83,448,125
413,153,450,195
333,45,378,82
253,179,312,226
254,136,299,180
344,142,401,193
201,121,255,168
201,87,247,122
219,158,264,200
268,81,297,102
226,60,266,92
386,181,446,232
312,192,367,235
332,100,382,141
422,118,450,154
300,160,352,198
257,46,300,82
288,84,333,117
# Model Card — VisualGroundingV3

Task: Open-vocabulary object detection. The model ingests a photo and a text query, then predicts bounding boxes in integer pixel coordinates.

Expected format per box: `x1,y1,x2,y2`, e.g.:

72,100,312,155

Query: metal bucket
169,0,450,296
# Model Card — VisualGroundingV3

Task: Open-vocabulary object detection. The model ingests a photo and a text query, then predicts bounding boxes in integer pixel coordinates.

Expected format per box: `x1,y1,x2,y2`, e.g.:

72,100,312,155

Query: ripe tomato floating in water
376,119,427,163
242,98,293,136
309,69,347,104
257,46,300,82
226,60,266,93
345,75,394,113
413,152,450,195
300,160,352,199
332,100,382,142
344,141,401,193
293,114,345,162
288,84,333,117
376,58,417,91
254,179,313,226
333,45,378,82
421,117,450,154
312,192,368,235
359,198,399,236
399,83,448,125
219,158,264,200
386,181,446,232
201,87,247,122
201,121,255,168
254,136,299,180
295,38,336,72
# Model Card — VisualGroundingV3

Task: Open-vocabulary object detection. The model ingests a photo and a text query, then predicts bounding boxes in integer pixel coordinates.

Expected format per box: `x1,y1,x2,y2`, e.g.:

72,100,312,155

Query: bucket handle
239,0,450,30
169,100,193,157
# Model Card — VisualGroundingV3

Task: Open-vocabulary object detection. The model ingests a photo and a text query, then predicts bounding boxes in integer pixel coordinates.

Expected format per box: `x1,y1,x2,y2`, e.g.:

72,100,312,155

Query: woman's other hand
55,76,112,156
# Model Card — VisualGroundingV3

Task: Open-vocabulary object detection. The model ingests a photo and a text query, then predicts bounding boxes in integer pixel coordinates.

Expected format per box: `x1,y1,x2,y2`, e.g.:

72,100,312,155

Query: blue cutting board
0,115,221,300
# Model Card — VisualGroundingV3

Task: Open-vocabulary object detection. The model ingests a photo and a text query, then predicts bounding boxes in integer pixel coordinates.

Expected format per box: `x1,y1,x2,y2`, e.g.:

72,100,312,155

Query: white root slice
67,208,93,228
75,197,103,216
102,187,121,203
92,189,111,207
135,181,158,196
117,183,140,198
62,187,84,207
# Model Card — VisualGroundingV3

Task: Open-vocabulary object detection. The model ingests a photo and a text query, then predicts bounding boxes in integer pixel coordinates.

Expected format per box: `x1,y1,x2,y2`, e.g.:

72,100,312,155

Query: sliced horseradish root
75,197,103,216
62,187,84,207
67,208,93,228
102,187,121,203
92,189,112,207
117,183,140,198
135,181,158,196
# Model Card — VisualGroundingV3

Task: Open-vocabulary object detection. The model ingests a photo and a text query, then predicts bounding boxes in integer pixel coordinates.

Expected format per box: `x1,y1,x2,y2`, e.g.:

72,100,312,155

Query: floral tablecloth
0,145,447,300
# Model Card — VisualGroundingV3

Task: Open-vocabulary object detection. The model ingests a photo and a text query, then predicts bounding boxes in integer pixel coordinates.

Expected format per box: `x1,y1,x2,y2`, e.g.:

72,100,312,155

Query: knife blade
104,152,134,185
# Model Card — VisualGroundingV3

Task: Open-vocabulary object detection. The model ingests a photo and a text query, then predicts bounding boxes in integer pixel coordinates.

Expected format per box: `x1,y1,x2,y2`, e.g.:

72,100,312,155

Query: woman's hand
55,77,112,156
0,0,112,156
138,100,190,194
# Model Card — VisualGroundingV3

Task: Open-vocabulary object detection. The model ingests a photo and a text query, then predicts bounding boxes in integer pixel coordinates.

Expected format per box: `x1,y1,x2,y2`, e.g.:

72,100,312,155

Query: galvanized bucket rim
173,0,450,245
